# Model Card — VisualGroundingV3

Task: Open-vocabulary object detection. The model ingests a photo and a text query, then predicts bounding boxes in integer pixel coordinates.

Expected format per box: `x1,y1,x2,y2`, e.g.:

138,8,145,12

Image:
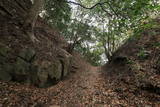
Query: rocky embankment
0,0,77,87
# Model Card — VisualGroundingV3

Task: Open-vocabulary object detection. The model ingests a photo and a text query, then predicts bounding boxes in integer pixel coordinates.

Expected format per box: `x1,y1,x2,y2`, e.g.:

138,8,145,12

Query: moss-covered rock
0,0,73,88
14,57,30,75
0,45,10,64
0,45,12,81
0,65,12,81
18,48,36,62
0,4,73,87
0,45,73,88
57,49,72,77
35,60,63,88
37,70,48,87
48,60,62,80
0,45,10,56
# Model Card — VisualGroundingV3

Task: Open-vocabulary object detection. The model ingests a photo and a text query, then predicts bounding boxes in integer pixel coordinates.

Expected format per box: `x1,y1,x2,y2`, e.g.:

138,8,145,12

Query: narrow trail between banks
48,66,109,107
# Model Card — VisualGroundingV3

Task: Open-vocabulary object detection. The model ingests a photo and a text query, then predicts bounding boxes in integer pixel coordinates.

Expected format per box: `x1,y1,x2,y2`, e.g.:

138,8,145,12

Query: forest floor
0,64,160,107
0,19,160,107
0,65,110,107
49,66,108,107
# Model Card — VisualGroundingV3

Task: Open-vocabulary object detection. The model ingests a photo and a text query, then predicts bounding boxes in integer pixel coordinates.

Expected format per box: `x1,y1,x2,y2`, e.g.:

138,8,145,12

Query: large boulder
0,0,73,88
57,49,72,77
0,45,12,81
0,45,73,87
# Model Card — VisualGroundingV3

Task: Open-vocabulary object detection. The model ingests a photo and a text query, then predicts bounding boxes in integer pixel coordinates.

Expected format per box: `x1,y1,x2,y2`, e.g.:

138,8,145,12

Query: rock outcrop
0,0,72,87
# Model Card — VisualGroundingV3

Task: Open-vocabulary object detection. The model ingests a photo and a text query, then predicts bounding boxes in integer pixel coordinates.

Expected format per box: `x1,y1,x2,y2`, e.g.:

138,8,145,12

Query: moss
0,45,13,81
29,65,39,85
48,60,62,80
0,45,72,87
14,57,30,75
19,48,36,62
0,49,14,81
37,70,48,87
0,47,8,56
0,45,11,64
0,65,12,81
0,55,6,64
0,44,10,56
0,70,12,81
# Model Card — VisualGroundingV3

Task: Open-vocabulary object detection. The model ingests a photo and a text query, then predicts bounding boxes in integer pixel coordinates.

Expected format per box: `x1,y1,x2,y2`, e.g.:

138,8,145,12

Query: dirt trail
0,65,112,107
1,59,159,107
48,66,108,107
1,64,159,106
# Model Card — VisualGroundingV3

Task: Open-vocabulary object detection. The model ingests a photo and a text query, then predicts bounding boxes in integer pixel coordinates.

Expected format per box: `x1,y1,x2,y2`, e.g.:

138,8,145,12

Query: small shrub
126,59,134,64
137,48,150,60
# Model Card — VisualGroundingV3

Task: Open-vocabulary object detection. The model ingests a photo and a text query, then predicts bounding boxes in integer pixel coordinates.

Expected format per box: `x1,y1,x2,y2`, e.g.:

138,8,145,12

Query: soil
0,63,159,107
0,1,160,106
0,65,106,107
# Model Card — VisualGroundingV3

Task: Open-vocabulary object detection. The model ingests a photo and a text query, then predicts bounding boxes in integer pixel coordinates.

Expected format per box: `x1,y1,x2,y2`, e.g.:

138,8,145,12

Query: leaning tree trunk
23,0,44,42
103,43,112,62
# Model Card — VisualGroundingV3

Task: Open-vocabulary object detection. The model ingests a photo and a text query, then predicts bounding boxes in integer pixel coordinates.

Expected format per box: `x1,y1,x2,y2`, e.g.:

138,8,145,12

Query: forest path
49,66,108,107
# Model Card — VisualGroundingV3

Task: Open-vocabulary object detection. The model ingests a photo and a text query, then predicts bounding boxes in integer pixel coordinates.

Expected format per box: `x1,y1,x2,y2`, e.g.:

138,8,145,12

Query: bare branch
67,1,108,9
67,1,120,17
105,2,119,17
99,5,112,17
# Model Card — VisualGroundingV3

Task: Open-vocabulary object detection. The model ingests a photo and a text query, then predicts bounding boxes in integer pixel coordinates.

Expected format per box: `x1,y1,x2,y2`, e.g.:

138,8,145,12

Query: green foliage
44,0,71,32
128,18,160,42
126,59,134,65
77,46,103,66
137,48,150,60
153,42,160,47
85,51,102,66
64,19,93,42
43,0,160,65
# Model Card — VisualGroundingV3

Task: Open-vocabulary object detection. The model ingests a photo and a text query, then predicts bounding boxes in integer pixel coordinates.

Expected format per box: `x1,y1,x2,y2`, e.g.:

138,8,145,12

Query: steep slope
0,0,160,107
0,66,102,107
0,18,159,106
102,18,160,106
0,0,76,88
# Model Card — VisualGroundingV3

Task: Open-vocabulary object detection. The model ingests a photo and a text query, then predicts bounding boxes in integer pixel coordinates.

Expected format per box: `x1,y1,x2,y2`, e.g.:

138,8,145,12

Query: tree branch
105,1,119,17
67,1,107,9
99,5,112,17
67,1,120,17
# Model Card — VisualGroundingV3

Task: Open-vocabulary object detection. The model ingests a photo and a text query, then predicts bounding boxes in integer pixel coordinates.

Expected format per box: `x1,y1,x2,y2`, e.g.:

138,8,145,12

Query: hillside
0,18,160,106
0,0,160,107
0,0,89,88
102,19,160,106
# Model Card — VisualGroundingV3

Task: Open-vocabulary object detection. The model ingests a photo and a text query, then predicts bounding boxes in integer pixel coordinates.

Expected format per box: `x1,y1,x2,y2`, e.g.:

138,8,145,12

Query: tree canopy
42,0,160,65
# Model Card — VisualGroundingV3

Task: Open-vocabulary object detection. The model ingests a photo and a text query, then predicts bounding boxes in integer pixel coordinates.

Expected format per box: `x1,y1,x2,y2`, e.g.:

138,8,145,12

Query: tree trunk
102,41,112,61
23,0,44,42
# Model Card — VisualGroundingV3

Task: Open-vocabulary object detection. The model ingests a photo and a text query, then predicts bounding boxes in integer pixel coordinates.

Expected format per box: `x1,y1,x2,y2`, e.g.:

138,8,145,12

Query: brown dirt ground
0,65,108,107
0,58,159,107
